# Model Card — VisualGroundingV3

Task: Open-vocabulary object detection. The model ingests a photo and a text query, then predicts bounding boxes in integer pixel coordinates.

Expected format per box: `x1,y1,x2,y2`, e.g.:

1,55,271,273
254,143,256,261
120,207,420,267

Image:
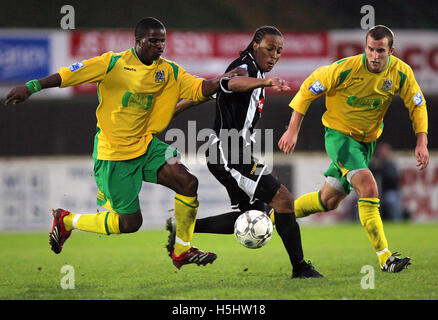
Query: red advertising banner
68,29,330,94
67,29,438,95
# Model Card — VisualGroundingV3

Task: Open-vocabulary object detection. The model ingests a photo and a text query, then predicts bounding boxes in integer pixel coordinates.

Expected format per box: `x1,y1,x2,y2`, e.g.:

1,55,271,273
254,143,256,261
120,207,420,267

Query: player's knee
119,211,143,233
271,185,294,213
320,184,346,211
180,173,198,196
357,183,379,198
351,170,379,198
323,196,342,211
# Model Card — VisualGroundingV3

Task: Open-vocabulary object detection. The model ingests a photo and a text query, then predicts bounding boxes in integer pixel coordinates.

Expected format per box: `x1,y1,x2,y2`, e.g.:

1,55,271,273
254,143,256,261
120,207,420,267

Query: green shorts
323,127,375,194
93,137,178,214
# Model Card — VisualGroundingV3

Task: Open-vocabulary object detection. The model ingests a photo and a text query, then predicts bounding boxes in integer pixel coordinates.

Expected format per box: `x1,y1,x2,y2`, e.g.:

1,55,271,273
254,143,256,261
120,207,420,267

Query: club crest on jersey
382,79,392,91
309,80,326,95
155,70,165,83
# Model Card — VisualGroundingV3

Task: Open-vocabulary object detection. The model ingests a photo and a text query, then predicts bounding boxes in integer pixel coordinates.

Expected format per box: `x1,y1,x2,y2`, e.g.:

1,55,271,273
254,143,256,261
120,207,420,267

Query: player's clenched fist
4,85,31,106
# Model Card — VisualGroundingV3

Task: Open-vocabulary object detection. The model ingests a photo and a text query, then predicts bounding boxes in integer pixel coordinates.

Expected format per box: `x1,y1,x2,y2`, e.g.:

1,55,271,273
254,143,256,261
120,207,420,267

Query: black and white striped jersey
213,52,265,148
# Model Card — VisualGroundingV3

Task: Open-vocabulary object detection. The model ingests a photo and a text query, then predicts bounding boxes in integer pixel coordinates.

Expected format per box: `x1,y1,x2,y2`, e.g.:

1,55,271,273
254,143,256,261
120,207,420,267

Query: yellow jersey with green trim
290,53,428,143
58,48,206,160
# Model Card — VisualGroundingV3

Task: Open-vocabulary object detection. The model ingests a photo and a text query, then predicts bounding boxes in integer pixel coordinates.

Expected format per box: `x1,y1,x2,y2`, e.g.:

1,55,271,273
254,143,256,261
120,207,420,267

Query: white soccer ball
234,210,273,249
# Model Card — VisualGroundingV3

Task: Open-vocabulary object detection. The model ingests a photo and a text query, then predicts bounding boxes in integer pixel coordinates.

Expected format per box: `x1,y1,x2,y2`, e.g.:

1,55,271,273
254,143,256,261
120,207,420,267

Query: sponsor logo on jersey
382,78,392,91
239,64,248,70
69,61,84,72
347,95,381,110
124,67,136,72
155,70,165,83
308,80,326,95
122,92,154,110
413,91,424,106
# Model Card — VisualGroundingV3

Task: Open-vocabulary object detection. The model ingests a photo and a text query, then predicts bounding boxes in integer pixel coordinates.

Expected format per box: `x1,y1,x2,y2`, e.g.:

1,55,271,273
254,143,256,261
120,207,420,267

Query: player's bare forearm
39,73,62,89
278,110,304,154
4,73,61,106
415,132,429,170
228,77,271,92
201,66,248,97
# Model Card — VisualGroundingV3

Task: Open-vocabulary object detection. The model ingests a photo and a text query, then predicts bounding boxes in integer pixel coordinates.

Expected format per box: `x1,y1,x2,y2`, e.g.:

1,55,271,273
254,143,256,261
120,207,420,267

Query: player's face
365,35,394,73
136,28,166,65
253,34,283,72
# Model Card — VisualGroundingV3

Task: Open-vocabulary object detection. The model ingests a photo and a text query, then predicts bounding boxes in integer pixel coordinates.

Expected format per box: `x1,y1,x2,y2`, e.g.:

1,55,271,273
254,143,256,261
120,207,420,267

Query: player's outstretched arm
228,77,290,93
4,73,62,106
201,66,248,97
415,132,429,171
278,110,304,154
175,66,249,118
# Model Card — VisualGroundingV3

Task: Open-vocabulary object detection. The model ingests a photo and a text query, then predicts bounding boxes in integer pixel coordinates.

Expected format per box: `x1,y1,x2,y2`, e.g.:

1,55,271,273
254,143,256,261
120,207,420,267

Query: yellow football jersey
58,48,206,160
290,53,428,143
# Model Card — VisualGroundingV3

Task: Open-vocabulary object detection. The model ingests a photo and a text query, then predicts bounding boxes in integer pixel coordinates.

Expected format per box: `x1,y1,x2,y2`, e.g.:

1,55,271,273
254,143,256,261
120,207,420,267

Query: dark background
2,0,437,30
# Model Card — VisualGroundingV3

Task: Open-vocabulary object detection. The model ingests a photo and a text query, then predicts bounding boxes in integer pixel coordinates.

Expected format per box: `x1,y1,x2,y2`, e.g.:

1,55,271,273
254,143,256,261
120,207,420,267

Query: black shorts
206,140,281,212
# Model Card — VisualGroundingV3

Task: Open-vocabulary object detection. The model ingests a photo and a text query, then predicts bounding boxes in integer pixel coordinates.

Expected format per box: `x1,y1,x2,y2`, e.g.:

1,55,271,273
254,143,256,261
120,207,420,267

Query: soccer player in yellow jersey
278,25,429,273
4,17,244,269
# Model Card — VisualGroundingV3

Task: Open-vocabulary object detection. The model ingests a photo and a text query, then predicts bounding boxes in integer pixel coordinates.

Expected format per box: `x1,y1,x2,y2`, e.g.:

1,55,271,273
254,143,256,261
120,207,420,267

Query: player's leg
158,160,217,268
192,160,266,234
325,128,410,272
50,158,144,254
293,177,347,218
269,165,348,224
262,179,323,278
157,160,199,255
350,169,390,264
350,169,410,271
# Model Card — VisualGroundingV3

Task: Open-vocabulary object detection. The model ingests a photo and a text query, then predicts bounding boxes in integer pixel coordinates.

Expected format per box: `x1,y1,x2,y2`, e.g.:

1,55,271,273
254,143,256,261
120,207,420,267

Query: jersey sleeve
398,66,428,135
57,51,114,88
177,65,207,102
289,63,338,115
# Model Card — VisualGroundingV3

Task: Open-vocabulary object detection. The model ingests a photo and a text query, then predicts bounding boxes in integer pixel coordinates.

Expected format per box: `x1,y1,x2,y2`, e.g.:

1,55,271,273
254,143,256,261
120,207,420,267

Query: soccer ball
234,210,273,249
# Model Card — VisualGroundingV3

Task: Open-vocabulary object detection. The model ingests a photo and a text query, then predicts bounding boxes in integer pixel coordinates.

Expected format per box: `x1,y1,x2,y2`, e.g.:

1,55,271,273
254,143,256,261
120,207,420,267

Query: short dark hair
240,26,282,56
135,17,165,40
366,25,394,48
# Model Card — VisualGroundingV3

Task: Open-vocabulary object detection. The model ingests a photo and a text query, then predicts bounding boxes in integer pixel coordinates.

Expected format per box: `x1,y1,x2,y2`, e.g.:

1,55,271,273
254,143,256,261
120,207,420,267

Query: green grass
0,223,437,300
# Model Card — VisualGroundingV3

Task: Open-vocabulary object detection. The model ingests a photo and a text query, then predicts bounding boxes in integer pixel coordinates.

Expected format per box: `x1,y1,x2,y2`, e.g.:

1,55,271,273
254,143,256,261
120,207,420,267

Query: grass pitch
0,223,437,300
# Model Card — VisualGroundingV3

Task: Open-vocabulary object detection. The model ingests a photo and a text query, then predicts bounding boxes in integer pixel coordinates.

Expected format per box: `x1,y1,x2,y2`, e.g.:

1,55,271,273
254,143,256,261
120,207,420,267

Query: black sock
194,211,242,234
274,212,304,268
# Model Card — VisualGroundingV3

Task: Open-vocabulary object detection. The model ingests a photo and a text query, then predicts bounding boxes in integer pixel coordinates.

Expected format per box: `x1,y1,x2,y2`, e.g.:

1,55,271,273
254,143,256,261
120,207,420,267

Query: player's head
240,26,283,72
365,25,395,73
134,17,166,65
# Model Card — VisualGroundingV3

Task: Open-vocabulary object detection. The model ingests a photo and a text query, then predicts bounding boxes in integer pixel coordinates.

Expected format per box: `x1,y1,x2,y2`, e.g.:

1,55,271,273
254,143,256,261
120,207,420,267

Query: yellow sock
294,191,327,218
173,194,198,256
357,198,392,266
63,211,120,235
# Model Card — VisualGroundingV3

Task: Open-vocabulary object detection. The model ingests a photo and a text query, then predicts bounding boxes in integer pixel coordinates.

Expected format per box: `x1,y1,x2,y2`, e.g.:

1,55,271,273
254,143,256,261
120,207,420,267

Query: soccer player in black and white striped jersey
169,26,323,278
